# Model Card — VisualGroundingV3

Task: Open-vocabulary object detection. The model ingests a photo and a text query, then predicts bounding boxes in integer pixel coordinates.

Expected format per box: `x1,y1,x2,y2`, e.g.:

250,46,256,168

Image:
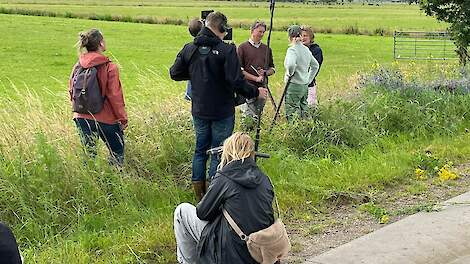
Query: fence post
393,31,396,60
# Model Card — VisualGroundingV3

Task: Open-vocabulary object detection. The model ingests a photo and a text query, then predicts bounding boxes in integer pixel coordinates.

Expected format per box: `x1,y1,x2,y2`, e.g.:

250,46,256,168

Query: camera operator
170,11,268,201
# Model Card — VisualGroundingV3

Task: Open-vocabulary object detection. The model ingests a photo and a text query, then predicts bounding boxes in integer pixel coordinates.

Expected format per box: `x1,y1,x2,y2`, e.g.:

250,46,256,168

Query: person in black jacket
170,11,268,201
173,132,274,264
0,223,22,264
301,25,324,108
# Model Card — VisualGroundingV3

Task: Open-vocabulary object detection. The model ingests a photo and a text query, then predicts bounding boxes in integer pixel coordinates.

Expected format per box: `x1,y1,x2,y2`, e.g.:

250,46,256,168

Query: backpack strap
187,44,198,63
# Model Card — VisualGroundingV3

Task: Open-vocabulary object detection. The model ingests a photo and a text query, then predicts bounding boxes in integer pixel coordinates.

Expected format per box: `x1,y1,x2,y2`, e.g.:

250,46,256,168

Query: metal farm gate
393,31,458,60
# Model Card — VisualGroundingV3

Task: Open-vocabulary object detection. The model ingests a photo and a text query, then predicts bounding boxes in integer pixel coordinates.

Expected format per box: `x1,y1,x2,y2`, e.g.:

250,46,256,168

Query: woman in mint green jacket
284,25,319,120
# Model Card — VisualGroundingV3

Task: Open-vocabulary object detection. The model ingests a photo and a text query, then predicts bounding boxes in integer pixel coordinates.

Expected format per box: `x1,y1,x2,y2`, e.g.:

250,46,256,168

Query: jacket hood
194,27,222,47
79,52,110,68
219,158,263,189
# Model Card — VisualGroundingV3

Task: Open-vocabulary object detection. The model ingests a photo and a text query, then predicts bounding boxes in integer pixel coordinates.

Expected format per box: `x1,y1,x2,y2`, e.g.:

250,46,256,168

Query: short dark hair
205,11,228,33
250,20,266,32
287,25,301,38
188,18,203,37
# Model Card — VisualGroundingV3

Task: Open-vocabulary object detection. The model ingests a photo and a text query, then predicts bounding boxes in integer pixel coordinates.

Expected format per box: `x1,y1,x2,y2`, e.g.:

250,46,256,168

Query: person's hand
255,75,264,83
118,121,128,131
258,87,268,99
258,68,266,76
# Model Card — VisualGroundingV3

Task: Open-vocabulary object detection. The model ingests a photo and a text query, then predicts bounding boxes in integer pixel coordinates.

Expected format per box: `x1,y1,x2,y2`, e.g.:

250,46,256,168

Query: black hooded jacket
170,27,259,120
308,43,323,86
0,223,22,264
196,158,275,264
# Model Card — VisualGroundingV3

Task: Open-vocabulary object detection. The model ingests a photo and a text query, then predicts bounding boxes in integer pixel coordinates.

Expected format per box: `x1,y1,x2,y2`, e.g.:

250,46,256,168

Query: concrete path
306,191,470,264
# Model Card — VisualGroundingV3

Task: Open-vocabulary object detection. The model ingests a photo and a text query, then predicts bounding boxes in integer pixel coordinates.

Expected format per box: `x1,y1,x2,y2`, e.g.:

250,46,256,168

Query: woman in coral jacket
69,28,128,166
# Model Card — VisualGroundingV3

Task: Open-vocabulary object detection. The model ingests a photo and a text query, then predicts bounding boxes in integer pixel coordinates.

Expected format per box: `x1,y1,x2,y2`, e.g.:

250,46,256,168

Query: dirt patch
285,163,470,263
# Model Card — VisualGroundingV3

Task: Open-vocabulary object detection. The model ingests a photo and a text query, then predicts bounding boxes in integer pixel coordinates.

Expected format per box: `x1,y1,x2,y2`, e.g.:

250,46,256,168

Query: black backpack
190,45,245,106
71,63,107,114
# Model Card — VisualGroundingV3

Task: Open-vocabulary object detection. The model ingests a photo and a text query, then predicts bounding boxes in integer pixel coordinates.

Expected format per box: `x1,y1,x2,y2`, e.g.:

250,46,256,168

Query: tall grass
0,77,193,263
266,83,470,158
2,67,470,262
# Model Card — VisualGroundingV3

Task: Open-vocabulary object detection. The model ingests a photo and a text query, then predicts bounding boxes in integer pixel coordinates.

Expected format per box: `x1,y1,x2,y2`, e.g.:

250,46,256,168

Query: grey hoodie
284,41,319,85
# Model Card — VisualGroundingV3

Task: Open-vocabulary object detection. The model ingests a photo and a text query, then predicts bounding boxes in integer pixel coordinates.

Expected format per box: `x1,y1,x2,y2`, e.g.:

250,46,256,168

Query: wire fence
393,31,458,60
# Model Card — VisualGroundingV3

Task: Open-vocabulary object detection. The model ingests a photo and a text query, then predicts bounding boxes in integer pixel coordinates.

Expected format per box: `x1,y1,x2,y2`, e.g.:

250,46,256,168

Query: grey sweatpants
174,203,208,264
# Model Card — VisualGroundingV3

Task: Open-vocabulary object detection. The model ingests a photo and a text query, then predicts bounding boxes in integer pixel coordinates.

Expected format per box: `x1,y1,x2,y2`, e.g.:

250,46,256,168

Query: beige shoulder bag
222,178,290,264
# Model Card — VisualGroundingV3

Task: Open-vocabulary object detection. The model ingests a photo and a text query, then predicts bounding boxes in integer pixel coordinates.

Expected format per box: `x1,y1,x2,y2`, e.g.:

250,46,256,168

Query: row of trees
411,0,469,66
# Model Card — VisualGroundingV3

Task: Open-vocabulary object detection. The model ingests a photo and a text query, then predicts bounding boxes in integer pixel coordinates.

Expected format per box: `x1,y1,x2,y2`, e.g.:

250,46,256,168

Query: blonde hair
218,132,255,170
77,28,103,53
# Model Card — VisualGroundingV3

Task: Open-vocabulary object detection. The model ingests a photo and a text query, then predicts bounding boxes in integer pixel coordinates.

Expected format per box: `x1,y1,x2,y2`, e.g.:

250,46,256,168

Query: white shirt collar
248,38,261,48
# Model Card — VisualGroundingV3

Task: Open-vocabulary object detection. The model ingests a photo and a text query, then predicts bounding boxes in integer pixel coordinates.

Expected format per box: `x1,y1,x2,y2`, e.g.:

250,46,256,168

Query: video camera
201,10,233,41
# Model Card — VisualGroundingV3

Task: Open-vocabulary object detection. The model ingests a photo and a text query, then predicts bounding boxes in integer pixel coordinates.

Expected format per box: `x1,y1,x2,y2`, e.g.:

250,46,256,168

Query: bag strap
187,44,198,63
221,175,283,242
222,209,249,242
219,171,283,220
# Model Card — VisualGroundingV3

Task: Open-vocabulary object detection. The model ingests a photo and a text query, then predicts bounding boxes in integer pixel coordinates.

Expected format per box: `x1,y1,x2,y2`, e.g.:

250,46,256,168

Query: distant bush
0,7,395,36
344,24,359,35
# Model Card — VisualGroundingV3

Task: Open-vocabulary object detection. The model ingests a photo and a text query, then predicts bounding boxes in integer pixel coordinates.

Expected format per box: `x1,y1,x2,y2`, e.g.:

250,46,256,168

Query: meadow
0,14,394,103
1,2,469,264
0,1,447,35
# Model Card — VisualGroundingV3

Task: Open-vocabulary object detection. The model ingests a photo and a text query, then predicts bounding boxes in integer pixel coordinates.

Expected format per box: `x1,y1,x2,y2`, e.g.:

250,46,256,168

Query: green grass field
0,1,447,34
0,2,468,263
0,14,395,104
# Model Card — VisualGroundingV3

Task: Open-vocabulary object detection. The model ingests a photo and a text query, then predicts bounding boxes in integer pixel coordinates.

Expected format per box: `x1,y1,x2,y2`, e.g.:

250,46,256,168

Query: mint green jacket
284,41,319,85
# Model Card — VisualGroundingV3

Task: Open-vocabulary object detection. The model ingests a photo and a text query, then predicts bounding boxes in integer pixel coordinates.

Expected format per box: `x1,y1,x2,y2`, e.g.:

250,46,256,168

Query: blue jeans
192,115,234,182
74,118,125,166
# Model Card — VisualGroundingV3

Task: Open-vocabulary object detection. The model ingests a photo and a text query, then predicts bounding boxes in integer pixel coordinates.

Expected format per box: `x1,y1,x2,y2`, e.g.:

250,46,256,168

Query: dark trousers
192,115,234,182
74,118,125,166
0,223,22,264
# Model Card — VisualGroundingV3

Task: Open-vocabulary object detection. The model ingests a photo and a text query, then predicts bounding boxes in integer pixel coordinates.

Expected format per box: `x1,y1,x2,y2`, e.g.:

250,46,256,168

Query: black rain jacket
196,158,275,264
0,223,22,264
170,27,259,120
308,43,323,86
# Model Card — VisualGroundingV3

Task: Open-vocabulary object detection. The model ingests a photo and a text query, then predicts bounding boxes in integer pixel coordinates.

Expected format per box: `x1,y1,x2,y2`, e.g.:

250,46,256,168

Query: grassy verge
2,66,470,262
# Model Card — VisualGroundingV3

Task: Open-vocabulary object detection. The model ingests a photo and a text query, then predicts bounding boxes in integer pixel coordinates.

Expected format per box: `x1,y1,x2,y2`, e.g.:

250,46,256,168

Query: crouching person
174,132,275,263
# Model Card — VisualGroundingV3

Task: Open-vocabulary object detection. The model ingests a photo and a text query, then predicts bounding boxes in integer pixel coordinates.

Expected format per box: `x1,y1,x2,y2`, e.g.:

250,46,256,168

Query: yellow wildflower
438,166,458,182
380,214,389,224
415,168,427,180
